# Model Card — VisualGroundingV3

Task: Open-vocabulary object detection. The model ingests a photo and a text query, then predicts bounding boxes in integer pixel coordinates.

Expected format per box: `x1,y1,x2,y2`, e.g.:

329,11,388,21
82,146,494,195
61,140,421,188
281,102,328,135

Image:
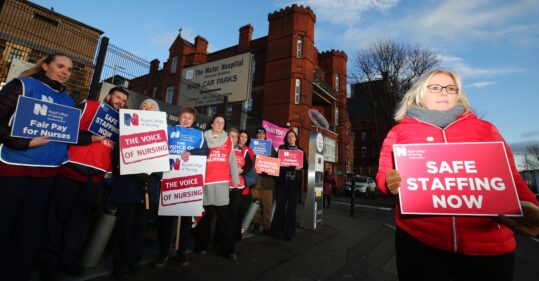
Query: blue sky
32,0,539,164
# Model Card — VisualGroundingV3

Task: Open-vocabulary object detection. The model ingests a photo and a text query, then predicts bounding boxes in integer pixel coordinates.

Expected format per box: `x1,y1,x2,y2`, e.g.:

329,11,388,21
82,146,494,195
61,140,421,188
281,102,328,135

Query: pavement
31,194,539,281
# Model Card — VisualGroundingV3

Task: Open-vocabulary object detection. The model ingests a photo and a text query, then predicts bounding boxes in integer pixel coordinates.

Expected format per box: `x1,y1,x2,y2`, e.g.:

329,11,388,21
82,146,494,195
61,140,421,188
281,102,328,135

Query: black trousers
272,179,299,240
396,227,514,281
323,194,331,208
157,215,192,259
195,205,235,255
228,189,243,241
41,175,98,269
112,203,148,273
0,176,55,281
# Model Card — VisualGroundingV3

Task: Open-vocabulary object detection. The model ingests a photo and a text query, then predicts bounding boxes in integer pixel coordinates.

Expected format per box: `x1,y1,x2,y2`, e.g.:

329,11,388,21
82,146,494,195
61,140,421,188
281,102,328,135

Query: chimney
193,36,208,64
238,24,253,51
150,59,160,74
194,36,208,54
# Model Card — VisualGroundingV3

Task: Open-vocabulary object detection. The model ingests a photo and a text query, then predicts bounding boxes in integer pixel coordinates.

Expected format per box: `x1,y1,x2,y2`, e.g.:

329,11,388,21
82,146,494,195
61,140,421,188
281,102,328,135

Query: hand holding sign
497,201,539,237
385,170,401,195
28,135,50,148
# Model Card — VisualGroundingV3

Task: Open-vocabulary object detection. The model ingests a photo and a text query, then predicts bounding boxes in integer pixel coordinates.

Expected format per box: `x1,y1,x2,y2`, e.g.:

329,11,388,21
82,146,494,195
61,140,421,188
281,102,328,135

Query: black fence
98,40,151,87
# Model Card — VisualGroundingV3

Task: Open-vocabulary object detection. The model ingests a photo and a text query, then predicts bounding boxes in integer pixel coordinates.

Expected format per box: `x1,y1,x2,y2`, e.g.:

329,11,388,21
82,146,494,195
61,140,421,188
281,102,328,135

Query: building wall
349,78,395,178
0,0,102,102
128,4,352,186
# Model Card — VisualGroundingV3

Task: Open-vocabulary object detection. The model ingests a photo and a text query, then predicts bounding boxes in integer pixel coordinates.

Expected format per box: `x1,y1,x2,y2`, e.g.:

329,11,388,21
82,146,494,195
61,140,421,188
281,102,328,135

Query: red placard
393,142,522,216
278,149,303,169
120,130,169,164
255,155,281,176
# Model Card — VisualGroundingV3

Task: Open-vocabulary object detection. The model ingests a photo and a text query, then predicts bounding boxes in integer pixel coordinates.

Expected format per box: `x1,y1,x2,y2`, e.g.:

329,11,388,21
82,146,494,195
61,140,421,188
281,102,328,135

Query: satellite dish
308,109,329,130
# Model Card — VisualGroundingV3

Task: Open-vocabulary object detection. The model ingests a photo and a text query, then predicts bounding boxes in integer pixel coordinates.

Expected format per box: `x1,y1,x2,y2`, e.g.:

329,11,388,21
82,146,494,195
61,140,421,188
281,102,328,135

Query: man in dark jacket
40,87,128,280
251,127,277,235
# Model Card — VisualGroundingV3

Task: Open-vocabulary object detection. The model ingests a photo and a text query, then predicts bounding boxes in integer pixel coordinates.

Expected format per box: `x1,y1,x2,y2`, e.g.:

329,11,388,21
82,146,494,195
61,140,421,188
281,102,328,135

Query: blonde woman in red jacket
376,69,539,281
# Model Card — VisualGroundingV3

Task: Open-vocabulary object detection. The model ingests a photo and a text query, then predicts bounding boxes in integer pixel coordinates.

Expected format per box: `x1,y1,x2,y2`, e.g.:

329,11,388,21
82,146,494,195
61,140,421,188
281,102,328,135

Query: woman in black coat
271,130,307,241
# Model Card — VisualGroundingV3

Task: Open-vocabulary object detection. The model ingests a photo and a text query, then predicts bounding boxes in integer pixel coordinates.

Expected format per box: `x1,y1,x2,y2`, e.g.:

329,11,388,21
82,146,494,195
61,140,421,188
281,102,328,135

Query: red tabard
64,100,114,175
230,149,246,189
205,137,233,185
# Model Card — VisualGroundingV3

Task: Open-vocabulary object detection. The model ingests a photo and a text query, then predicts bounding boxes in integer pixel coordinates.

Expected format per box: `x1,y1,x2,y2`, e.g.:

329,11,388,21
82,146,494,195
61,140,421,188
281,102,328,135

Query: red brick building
129,5,352,186
349,74,395,178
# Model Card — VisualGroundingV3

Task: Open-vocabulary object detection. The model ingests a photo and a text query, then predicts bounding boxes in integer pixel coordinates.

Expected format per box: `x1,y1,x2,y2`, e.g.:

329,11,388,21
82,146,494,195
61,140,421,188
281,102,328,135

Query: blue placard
88,102,119,143
11,95,80,143
167,126,204,155
250,139,272,156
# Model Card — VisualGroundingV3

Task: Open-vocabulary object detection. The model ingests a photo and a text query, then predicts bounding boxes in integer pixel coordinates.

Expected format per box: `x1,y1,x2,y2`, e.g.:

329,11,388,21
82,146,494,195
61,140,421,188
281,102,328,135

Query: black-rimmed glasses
427,84,459,94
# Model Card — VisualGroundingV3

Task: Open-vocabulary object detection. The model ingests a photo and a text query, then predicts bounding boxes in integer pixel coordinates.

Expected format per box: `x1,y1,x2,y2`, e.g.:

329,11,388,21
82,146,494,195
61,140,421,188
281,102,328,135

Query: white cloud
468,81,496,89
307,0,398,26
282,0,399,26
304,0,539,52
438,54,524,78
403,0,539,44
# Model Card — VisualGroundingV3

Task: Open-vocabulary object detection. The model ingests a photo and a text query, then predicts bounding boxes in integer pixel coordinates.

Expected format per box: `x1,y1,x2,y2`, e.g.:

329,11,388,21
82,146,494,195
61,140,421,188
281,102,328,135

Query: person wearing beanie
251,126,277,235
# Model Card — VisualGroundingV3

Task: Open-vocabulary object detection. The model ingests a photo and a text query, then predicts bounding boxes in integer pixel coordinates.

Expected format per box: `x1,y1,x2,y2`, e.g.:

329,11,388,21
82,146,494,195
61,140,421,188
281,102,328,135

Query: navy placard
11,95,80,143
250,139,273,156
167,126,204,155
88,102,119,143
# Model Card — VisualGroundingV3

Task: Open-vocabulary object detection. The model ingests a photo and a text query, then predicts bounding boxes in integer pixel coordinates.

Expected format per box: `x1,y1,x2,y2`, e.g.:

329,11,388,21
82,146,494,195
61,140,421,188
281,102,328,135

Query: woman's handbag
243,166,258,187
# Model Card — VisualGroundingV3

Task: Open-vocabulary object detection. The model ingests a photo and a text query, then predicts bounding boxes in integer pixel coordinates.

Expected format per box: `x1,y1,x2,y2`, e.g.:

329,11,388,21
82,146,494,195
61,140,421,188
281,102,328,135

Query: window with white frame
297,35,303,58
166,85,174,103
294,79,301,104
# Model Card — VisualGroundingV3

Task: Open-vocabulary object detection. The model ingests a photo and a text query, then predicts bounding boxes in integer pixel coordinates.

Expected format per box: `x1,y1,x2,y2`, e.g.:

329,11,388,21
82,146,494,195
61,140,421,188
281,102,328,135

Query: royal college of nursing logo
33,103,48,116
170,130,181,138
124,113,139,126
395,146,407,157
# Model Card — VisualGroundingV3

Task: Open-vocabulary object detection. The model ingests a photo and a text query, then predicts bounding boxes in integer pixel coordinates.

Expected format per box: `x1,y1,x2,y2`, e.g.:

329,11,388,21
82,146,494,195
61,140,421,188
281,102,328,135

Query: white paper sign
119,109,170,175
158,155,206,216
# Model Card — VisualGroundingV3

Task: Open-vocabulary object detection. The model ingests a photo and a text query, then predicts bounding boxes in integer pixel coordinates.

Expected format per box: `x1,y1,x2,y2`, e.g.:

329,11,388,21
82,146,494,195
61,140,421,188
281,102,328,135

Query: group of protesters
0,54,308,281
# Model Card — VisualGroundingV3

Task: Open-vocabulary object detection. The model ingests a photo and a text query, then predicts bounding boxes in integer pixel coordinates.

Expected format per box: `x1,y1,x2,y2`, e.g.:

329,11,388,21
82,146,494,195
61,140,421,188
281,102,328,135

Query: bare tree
352,39,439,118
524,144,539,170
350,39,440,167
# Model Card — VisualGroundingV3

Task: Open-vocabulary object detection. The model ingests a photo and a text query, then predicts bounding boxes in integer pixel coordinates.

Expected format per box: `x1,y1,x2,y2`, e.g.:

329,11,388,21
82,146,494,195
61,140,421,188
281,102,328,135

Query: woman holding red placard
376,69,539,281
272,130,307,241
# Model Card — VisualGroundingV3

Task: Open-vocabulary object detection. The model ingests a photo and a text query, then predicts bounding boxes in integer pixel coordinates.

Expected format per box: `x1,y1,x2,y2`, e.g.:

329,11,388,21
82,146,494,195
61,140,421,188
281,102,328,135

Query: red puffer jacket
376,111,539,255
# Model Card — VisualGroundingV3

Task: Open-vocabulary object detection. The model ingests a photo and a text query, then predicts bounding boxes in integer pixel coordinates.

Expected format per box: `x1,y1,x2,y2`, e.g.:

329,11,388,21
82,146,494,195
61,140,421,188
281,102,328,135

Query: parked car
345,175,376,197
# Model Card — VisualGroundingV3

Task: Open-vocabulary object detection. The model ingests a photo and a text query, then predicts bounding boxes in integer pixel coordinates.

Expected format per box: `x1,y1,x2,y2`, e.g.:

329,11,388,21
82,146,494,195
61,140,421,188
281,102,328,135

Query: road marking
384,223,396,230
333,201,393,211
531,237,539,244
